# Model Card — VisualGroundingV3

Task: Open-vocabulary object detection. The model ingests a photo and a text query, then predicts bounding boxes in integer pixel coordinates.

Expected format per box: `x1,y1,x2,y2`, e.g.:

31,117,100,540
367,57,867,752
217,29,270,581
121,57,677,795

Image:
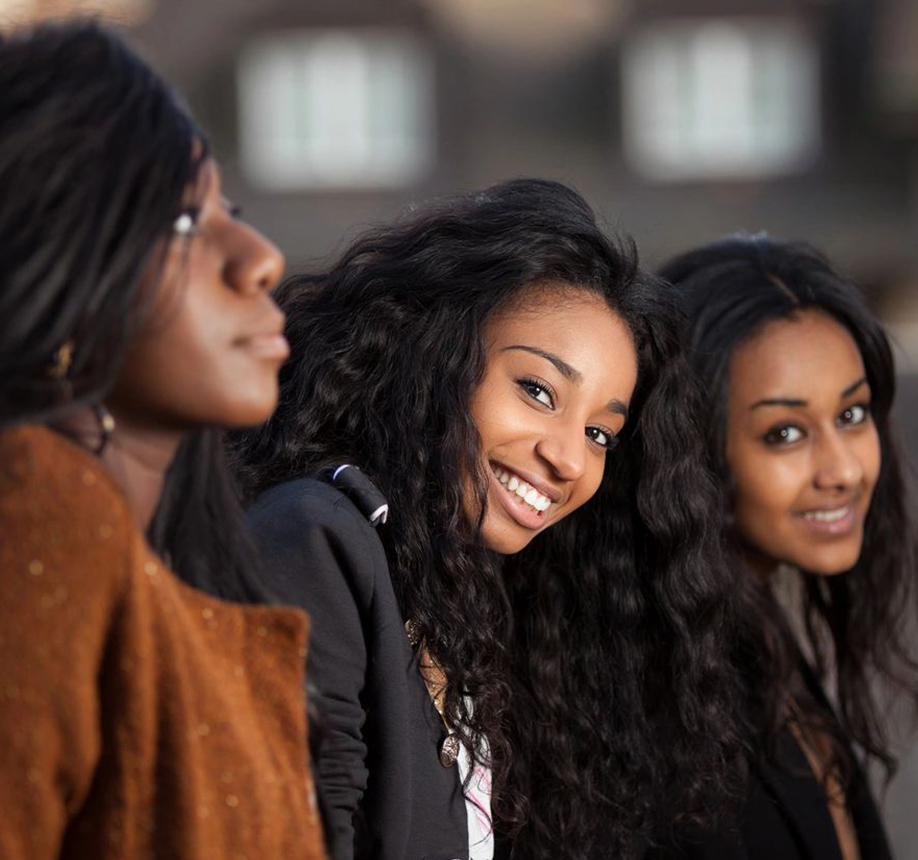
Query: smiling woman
725,309,881,578
657,235,918,860
231,179,750,860
470,289,637,553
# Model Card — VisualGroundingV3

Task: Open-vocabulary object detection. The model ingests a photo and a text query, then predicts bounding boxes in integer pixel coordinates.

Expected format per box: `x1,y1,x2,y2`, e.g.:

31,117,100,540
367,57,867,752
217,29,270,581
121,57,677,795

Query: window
621,19,820,181
238,29,435,190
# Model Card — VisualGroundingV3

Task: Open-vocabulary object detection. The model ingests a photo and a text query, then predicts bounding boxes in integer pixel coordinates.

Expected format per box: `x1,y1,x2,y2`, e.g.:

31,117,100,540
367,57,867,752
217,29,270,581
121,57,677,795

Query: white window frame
238,28,435,191
621,18,821,181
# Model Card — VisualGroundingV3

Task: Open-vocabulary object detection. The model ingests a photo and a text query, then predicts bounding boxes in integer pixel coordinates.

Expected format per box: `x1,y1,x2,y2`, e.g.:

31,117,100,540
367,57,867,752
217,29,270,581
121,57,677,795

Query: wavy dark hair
0,19,262,602
659,233,918,788
233,178,750,856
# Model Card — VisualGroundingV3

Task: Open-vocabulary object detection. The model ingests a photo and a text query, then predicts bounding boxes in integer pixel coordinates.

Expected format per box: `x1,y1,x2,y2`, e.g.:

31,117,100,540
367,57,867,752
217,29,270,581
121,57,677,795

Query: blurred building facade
2,0,916,304
120,1,918,327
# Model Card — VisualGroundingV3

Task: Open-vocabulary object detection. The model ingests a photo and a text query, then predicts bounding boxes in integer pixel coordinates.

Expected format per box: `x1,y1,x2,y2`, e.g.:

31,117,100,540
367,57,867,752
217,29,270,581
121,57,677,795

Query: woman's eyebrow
750,397,807,410
749,377,869,410
842,376,868,397
501,344,582,383
607,399,629,419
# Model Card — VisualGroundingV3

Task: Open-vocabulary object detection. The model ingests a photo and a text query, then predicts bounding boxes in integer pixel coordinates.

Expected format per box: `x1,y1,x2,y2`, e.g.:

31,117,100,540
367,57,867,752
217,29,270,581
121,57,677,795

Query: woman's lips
488,466,551,530
237,332,290,361
793,501,859,536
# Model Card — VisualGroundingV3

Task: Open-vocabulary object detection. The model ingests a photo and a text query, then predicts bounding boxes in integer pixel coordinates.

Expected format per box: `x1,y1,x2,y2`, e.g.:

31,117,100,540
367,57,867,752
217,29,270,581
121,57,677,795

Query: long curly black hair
233,179,750,857
660,233,918,790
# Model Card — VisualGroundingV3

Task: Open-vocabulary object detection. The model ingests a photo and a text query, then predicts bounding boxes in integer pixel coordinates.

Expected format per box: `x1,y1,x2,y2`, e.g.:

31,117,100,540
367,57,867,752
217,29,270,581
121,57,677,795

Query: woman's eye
586,426,618,451
838,403,869,427
519,379,554,409
172,207,200,238
763,425,804,446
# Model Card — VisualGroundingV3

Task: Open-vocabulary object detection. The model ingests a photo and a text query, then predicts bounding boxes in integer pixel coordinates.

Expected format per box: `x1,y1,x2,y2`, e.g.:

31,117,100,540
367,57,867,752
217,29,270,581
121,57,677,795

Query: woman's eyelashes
172,198,241,240
587,426,618,451
172,206,200,238
517,377,618,451
762,402,872,447
839,402,870,427
519,376,555,409
763,424,804,446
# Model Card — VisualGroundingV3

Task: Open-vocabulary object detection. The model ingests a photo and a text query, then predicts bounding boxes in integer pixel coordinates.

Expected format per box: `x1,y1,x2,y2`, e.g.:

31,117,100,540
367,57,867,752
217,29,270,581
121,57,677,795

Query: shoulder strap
328,464,389,527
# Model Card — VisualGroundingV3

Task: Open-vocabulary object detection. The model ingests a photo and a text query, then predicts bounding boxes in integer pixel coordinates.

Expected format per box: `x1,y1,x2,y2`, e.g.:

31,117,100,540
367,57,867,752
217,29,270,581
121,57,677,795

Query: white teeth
530,492,550,511
491,464,553,514
803,506,850,523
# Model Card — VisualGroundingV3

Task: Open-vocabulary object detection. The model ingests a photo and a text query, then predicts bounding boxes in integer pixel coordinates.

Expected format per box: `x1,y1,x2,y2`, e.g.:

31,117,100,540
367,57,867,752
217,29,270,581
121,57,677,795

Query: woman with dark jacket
656,234,918,860
232,180,751,860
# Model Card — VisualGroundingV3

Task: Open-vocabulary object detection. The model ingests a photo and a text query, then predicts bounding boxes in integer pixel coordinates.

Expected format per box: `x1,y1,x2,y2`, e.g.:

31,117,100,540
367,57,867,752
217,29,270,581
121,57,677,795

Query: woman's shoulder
248,473,384,543
0,424,137,599
0,425,144,724
1,422,129,498
246,474,390,603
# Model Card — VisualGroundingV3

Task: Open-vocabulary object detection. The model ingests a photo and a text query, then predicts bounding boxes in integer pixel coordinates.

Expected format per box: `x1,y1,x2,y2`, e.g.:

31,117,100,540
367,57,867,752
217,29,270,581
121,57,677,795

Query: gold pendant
439,732,460,768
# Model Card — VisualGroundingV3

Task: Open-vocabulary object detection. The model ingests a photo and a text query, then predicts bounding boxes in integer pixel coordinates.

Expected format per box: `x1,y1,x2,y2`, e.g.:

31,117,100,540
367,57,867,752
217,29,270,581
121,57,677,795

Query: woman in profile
233,180,750,859
657,235,918,860
0,20,325,859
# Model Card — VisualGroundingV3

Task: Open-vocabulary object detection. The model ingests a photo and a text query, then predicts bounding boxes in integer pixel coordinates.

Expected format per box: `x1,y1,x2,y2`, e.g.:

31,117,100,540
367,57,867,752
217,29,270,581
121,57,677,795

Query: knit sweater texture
0,425,326,860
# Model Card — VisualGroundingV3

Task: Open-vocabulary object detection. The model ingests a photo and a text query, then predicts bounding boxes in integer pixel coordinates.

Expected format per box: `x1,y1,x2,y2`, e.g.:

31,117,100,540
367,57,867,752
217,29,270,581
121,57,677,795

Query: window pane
622,18,820,181
238,29,435,190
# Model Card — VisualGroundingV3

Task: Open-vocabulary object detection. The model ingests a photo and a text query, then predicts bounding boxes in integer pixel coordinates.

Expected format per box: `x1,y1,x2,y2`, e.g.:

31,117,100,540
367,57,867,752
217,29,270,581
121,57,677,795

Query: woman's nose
535,421,586,482
813,431,863,491
226,223,285,296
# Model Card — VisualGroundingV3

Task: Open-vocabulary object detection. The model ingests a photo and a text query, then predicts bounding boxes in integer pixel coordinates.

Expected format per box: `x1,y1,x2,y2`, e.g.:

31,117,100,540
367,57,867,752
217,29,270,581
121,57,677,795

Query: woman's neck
53,406,182,532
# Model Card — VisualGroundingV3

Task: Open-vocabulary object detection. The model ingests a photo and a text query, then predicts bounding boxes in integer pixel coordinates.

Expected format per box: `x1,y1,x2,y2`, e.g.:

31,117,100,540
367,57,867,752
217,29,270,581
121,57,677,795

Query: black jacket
247,477,470,860
653,714,892,860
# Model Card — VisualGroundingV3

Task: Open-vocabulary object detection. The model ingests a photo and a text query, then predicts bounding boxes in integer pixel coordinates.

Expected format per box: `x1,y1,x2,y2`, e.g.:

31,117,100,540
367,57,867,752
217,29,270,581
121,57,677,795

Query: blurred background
2,0,917,852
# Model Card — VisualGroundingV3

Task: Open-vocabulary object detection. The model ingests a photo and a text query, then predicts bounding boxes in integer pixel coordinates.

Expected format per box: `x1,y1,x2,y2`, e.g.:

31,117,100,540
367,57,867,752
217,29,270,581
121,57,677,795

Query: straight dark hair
660,233,918,786
233,179,751,857
0,19,263,602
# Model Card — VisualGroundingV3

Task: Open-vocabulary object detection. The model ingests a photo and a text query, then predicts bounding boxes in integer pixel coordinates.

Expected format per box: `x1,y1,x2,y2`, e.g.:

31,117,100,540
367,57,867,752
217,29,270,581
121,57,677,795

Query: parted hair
660,233,918,788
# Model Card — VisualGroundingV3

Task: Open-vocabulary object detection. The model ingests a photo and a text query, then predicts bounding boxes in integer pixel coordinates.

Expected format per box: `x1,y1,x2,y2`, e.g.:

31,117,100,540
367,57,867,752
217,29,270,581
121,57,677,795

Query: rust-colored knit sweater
0,425,326,860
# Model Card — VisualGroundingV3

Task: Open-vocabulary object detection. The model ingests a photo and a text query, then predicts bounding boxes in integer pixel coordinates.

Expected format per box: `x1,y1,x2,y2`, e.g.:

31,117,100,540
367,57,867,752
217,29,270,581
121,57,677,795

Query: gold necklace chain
405,619,460,767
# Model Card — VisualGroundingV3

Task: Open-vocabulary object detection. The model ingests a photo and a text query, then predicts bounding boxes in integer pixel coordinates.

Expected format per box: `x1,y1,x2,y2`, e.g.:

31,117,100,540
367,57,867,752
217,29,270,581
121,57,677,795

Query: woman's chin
481,516,539,555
